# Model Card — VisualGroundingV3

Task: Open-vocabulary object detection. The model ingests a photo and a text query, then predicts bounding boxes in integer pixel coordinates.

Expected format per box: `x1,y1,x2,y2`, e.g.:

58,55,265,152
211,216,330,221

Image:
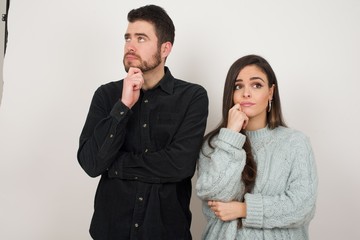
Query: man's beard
123,48,162,73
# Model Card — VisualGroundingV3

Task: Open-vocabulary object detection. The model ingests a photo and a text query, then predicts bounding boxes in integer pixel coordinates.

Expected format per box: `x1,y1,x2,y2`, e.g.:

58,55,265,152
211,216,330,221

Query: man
77,5,208,240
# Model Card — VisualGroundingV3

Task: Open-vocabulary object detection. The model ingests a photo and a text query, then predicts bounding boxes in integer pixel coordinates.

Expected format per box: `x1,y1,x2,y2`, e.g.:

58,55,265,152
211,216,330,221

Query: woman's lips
240,102,255,107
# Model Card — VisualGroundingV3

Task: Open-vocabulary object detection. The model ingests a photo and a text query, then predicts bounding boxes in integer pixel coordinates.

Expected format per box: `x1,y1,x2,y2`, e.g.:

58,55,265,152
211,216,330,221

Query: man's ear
161,42,172,59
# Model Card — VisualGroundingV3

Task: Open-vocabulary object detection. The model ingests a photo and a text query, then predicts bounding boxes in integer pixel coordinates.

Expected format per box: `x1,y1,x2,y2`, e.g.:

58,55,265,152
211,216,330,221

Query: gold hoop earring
268,100,272,112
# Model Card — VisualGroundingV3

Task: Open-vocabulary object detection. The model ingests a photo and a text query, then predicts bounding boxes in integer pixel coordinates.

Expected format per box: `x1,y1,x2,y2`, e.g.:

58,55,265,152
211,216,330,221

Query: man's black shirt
77,67,208,239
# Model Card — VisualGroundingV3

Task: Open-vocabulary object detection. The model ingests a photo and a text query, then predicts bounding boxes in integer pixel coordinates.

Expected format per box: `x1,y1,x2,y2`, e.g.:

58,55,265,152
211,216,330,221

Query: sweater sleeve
196,128,247,201
242,133,318,229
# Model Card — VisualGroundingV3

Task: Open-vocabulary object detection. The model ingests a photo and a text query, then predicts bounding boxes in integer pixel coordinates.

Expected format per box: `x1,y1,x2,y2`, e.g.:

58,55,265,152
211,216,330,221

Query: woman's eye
234,85,242,90
253,83,263,89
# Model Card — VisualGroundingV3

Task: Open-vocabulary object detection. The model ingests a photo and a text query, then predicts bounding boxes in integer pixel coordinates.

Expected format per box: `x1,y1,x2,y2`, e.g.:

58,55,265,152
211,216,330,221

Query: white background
1,0,359,239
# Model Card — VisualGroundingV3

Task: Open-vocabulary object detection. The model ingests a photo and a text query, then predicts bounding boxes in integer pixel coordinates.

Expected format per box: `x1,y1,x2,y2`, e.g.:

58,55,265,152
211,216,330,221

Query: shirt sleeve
108,87,209,183
77,86,131,177
196,128,247,201
242,134,318,229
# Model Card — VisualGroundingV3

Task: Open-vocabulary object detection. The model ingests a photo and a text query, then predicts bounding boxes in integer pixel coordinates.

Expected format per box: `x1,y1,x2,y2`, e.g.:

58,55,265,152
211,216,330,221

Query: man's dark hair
128,5,175,45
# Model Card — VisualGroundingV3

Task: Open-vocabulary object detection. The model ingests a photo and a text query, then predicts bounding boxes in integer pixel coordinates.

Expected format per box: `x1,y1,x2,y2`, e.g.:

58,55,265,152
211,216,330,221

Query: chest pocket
152,113,180,148
157,113,178,124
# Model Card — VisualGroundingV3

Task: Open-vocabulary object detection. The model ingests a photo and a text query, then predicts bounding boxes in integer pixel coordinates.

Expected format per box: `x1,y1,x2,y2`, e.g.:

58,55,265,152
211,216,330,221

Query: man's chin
124,62,142,72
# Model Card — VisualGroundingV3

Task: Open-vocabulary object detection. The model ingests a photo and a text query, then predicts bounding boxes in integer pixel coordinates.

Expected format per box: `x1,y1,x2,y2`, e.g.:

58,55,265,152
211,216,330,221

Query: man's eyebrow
124,33,149,38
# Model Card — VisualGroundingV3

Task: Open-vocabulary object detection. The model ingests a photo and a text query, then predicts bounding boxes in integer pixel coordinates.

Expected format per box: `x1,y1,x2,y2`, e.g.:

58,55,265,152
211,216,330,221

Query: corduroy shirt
78,67,208,240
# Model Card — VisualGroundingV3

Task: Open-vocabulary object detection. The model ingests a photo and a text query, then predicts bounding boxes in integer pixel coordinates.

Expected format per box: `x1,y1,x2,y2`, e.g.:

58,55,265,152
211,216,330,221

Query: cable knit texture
196,126,317,240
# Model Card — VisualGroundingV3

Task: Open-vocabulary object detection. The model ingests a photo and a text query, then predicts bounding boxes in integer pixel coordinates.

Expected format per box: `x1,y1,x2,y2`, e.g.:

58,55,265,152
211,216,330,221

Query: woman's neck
245,115,267,131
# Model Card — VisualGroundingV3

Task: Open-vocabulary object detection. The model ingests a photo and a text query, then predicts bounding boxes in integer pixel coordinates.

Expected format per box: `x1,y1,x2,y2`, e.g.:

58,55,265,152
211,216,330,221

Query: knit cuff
242,193,263,228
218,128,246,149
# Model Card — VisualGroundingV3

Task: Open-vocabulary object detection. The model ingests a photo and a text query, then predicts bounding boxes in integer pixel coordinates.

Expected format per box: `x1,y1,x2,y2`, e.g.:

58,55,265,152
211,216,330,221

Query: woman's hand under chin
227,103,249,132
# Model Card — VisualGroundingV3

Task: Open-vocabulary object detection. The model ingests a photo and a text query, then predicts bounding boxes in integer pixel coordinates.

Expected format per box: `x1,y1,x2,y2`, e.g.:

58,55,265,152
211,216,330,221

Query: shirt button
109,134,114,138
144,149,148,153
143,123,147,128
144,99,148,103
138,197,143,201
120,111,124,115
134,176,138,180
114,171,118,175
135,223,139,228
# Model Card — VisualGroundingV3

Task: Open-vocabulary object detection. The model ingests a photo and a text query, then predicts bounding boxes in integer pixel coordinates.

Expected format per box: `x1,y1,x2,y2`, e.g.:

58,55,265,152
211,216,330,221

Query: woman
196,55,317,240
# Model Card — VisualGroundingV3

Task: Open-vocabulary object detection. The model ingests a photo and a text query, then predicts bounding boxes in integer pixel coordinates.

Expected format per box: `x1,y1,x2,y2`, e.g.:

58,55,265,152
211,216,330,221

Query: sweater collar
245,126,272,141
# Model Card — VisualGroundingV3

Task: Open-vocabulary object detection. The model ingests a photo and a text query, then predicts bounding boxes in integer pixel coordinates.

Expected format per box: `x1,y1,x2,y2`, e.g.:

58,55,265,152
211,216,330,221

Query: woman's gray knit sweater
196,126,318,240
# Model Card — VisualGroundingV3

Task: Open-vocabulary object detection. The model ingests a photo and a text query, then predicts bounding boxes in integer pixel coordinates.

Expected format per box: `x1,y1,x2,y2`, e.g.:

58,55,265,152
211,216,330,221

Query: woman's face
233,65,274,124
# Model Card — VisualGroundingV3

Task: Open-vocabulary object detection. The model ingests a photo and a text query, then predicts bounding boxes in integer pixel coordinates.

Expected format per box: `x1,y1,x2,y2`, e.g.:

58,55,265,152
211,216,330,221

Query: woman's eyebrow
235,77,265,83
250,77,265,82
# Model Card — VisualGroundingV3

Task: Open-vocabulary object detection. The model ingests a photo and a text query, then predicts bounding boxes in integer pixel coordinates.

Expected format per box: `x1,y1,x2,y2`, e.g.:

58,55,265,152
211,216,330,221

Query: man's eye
125,37,131,42
138,37,145,42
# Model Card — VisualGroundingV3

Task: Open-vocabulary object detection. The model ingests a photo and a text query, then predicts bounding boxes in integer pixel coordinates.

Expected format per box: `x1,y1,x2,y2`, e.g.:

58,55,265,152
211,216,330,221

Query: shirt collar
155,67,174,95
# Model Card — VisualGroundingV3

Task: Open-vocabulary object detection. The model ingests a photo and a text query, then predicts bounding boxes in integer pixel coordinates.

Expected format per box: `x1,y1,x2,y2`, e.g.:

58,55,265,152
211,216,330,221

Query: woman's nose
243,87,251,98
